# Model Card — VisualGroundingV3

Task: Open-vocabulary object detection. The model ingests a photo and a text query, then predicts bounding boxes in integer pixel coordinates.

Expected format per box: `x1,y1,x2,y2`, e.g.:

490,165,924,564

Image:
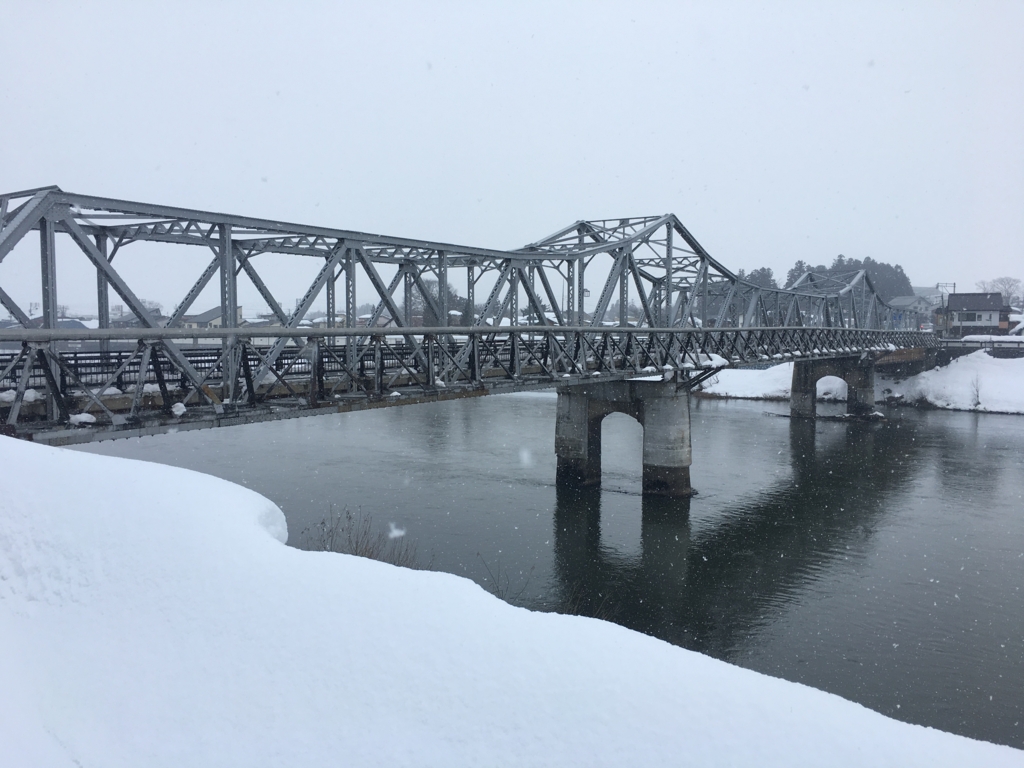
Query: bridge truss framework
0,186,936,443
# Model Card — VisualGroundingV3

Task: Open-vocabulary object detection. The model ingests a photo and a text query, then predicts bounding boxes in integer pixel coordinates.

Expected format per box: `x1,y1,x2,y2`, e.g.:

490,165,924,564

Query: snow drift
1,437,1021,766
888,350,1024,413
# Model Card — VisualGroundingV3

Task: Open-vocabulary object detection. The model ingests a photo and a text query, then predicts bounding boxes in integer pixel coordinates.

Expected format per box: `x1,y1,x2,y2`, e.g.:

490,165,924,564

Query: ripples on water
77,393,1024,748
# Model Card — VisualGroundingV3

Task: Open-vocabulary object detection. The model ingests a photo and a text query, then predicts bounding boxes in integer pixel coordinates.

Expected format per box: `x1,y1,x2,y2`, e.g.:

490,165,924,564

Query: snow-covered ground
700,366,852,403
701,351,1024,415
885,350,1024,413
2,438,1022,766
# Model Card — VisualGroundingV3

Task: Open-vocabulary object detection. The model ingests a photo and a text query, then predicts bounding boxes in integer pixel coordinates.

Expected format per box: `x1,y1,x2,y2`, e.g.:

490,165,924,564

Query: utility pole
936,283,956,338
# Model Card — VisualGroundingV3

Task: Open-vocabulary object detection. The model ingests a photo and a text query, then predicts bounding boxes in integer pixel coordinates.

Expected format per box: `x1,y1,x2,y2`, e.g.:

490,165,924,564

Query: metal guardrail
939,337,1024,349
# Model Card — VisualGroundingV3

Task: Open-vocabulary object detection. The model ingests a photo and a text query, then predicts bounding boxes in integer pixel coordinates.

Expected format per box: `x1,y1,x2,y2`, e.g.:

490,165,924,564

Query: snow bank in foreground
1,439,1020,767
700,352,1024,415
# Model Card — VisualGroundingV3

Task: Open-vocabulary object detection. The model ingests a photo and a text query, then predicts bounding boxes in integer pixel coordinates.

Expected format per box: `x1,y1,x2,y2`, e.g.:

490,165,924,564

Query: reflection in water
550,412,1024,748
553,488,692,642
552,418,916,654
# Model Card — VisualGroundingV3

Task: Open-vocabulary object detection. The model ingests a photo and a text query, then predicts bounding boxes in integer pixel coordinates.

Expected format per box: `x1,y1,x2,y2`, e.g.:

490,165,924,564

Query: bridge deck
1,325,936,445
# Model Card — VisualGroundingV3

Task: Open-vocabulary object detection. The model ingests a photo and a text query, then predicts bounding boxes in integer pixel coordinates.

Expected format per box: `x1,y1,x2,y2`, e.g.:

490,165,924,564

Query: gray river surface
76,394,1024,748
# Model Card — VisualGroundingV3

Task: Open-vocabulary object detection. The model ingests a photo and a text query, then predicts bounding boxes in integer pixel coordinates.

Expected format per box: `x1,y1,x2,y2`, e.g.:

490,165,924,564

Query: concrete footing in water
555,379,693,497
791,357,876,419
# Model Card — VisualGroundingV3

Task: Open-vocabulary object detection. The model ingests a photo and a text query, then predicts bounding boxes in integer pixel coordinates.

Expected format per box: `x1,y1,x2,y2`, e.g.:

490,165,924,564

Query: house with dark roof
888,295,935,330
181,307,244,329
938,293,1012,337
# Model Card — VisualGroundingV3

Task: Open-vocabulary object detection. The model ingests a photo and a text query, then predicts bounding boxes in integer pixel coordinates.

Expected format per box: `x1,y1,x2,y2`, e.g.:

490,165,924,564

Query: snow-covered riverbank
2,437,1021,766
701,351,1024,415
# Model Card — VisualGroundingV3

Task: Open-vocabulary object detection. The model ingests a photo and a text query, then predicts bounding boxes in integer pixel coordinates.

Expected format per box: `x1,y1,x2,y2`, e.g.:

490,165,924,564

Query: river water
76,393,1024,748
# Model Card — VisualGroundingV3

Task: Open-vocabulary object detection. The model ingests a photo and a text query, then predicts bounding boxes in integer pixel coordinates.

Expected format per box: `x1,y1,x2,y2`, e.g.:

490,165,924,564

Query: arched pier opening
554,379,693,497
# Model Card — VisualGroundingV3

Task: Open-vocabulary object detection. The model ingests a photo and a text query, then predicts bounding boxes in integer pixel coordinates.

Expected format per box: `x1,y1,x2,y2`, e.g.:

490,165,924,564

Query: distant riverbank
699,350,1024,415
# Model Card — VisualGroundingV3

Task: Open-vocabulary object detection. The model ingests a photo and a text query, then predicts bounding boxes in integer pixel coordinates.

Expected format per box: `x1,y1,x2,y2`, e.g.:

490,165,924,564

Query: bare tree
976,277,1022,307
299,505,421,569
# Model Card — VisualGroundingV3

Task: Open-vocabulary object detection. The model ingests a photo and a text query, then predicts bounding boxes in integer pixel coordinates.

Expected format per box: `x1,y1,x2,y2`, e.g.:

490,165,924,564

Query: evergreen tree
783,255,913,302
742,267,779,290
785,260,810,288
460,297,476,327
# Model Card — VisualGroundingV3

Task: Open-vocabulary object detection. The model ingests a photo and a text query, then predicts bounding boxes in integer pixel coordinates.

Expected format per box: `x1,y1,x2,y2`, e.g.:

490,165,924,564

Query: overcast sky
2,1,1022,315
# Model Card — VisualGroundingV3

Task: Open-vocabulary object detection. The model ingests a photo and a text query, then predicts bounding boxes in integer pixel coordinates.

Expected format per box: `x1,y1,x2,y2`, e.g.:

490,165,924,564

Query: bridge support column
555,389,602,486
791,357,876,418
641,391,692,496
555,379,692,497
790,361,818,419
845,362,875,416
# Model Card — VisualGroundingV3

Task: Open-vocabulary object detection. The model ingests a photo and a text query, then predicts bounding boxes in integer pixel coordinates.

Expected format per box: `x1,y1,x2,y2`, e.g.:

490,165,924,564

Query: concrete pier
555,379,692,497
791,357,876,418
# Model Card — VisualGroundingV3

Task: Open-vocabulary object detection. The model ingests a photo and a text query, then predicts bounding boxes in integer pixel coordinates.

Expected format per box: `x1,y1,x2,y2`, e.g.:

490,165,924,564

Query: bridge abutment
790,357,876,418
555,379,692,497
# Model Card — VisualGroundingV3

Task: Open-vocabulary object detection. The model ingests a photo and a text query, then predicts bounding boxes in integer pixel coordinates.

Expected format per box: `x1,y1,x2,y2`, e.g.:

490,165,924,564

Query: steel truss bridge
0,186,936,444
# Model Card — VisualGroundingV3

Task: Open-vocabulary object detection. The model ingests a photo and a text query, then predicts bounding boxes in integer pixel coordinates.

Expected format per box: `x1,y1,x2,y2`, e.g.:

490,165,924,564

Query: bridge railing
0,326,937,436
939,337,1024,350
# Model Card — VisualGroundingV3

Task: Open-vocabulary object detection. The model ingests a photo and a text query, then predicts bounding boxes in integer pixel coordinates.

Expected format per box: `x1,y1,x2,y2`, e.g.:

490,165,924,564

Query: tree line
737,255,914,303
